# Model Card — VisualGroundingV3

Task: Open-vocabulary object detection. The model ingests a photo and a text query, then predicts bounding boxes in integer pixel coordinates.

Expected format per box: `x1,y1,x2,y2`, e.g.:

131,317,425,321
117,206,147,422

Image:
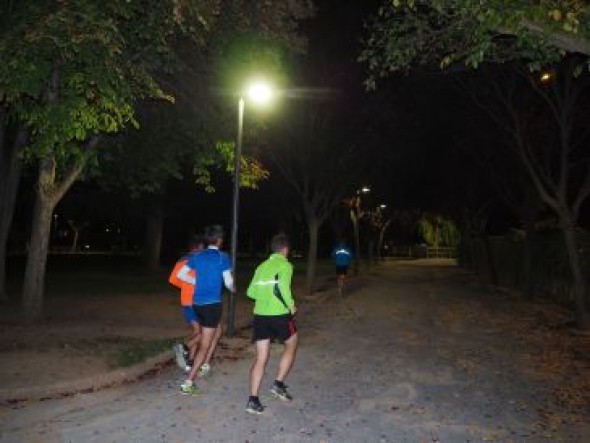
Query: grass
5,253,335,370
7,254,335,299
104,336,180,368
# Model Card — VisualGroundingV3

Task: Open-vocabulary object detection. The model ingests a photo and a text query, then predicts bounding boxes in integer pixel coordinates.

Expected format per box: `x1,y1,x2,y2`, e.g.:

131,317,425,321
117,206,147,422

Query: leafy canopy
360,0,590,88
0,0,217,167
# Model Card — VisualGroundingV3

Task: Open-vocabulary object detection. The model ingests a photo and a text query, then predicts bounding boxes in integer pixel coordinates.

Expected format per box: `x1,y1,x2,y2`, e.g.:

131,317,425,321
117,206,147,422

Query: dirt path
1,261,588,442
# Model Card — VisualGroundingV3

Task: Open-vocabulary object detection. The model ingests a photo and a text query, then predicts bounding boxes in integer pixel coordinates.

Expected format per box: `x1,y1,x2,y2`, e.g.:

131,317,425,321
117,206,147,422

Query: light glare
247,82,272,104
540,72,552,83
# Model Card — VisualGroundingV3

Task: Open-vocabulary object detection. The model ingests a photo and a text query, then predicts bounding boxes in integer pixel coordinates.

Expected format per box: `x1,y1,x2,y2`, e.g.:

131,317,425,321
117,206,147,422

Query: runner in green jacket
245,234,298,414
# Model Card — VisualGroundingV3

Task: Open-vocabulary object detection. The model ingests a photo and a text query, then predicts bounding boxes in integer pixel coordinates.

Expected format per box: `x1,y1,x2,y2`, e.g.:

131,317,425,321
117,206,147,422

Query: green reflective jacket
246,253,294,316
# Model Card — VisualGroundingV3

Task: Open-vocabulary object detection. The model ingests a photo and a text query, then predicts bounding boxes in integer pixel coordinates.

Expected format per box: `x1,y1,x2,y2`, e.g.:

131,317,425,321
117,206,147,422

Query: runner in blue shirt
177,224,234,395
331,241,353,296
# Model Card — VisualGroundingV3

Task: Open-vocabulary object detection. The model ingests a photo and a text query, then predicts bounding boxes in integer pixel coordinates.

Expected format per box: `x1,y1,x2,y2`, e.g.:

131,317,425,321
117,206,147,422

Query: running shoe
180,381,199,396
174,343,188,371
245,397,265,414
270,381,293,401
198,363,211,377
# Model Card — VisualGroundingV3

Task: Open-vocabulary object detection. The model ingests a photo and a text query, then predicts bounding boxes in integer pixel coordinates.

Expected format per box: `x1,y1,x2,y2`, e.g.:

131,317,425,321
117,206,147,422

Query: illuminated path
1,260,587,442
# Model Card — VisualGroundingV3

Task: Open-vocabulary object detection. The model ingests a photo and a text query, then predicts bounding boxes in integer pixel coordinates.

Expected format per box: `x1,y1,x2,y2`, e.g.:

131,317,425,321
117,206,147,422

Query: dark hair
188,234,205,250
270,233,290,252
204,224,224,243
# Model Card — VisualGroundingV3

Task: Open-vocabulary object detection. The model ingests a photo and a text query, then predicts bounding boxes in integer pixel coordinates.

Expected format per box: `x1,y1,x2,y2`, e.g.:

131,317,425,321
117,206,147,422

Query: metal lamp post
227,82,272,338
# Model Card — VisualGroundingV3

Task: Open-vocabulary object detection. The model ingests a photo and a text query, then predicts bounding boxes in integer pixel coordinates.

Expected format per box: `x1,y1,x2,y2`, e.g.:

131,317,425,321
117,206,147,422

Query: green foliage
418,213,461,247
1,0,216,173
1,0,311,194
360,0,590,88
214,140,270,189
107,336,177,368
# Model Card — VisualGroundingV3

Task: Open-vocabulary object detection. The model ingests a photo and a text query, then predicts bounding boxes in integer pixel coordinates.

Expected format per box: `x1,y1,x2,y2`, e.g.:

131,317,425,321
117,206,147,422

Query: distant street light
227,80,273,338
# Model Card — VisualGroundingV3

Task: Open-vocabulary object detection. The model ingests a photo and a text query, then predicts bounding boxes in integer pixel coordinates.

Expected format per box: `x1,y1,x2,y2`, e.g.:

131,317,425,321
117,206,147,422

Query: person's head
270,233,290,256
188,233,205,252
204,224,224,247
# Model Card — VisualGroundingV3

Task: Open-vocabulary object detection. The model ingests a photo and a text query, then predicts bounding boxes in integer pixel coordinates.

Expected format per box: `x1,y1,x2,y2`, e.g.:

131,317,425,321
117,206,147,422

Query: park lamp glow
361,186,371,194
540,71,552,83
246,81,273,105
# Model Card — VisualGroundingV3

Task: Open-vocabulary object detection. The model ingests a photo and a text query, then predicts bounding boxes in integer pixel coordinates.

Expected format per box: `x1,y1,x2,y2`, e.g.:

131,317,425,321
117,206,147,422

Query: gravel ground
1,260,588,443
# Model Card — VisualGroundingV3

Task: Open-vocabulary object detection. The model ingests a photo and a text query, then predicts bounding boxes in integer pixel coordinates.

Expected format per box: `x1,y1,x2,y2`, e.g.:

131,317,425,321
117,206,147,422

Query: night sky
7,0,590,260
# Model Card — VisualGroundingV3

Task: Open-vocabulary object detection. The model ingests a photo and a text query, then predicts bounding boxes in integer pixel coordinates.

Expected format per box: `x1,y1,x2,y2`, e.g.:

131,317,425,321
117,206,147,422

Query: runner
168,234,221,376
245,233,298,414
176,225,233,395
169,234,203,372
331,240,353,296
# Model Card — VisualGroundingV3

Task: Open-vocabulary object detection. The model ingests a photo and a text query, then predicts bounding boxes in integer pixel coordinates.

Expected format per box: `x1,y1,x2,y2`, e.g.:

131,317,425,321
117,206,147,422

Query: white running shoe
174,343,188,371
198,363,211,377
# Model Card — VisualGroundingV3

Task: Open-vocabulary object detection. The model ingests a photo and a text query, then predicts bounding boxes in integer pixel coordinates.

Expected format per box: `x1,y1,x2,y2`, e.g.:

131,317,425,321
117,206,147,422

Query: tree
0,115,27,302
1,0,313,322
267,101,367,293
360,0,590,87
98,102,269,269
365,206,392,262
360,1,590,326
418,212,460,248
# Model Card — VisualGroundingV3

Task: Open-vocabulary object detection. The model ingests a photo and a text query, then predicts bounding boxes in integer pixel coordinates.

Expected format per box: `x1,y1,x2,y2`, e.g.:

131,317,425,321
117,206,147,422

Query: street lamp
227,80,273,337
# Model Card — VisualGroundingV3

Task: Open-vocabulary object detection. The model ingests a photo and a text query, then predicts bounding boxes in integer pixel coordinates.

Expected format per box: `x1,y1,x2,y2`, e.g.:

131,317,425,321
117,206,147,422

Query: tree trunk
377,222,390,262
22,160,60,323
21,150,89,323
305,216,319,294
367,238,375,266
0,128,26,302
143,196,164,270
561,224,589,328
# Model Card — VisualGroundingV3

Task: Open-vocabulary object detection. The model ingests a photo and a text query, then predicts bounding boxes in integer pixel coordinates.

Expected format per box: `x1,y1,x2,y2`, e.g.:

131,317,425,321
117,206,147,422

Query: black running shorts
253,314,297,342
194,303,222,328
336,265,349,276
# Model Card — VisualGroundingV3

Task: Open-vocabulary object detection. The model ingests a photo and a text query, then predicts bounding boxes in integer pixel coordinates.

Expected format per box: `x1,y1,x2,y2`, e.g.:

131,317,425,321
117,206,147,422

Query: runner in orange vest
169,234,204,372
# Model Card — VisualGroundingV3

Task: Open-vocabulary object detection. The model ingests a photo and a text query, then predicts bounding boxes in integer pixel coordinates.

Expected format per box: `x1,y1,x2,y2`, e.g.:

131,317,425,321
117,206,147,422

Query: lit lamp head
246,81,273,105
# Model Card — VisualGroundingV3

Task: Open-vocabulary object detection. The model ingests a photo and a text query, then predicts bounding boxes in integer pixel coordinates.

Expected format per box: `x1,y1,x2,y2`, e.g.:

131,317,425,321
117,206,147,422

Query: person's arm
246,270,258,299
177,265,196,285
222,270,234,293
278,264,295,314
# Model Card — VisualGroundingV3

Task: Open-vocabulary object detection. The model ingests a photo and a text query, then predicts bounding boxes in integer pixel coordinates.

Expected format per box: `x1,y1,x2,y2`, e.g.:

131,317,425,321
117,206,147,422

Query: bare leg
187,324,201,361
276,333,298,382
250,339,270,396
338,275,345,296
204,324,222,365
186,326,215,382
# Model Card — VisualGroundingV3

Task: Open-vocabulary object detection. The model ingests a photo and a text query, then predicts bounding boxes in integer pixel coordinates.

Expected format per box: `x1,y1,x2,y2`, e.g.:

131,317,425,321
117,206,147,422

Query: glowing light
540,72,552,83
247,82,272,104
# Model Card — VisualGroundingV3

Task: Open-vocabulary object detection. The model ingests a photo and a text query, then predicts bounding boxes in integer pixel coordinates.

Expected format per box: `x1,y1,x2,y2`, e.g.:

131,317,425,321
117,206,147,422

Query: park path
0,260,588,443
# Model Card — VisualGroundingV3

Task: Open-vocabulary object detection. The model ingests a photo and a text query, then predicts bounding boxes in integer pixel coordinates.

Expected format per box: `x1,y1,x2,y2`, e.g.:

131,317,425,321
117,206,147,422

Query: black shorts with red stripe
252,314,297,342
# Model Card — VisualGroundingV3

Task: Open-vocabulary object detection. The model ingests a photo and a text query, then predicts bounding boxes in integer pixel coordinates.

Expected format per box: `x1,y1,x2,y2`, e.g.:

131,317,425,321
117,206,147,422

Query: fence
386,245,457,259
459,231,590,306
